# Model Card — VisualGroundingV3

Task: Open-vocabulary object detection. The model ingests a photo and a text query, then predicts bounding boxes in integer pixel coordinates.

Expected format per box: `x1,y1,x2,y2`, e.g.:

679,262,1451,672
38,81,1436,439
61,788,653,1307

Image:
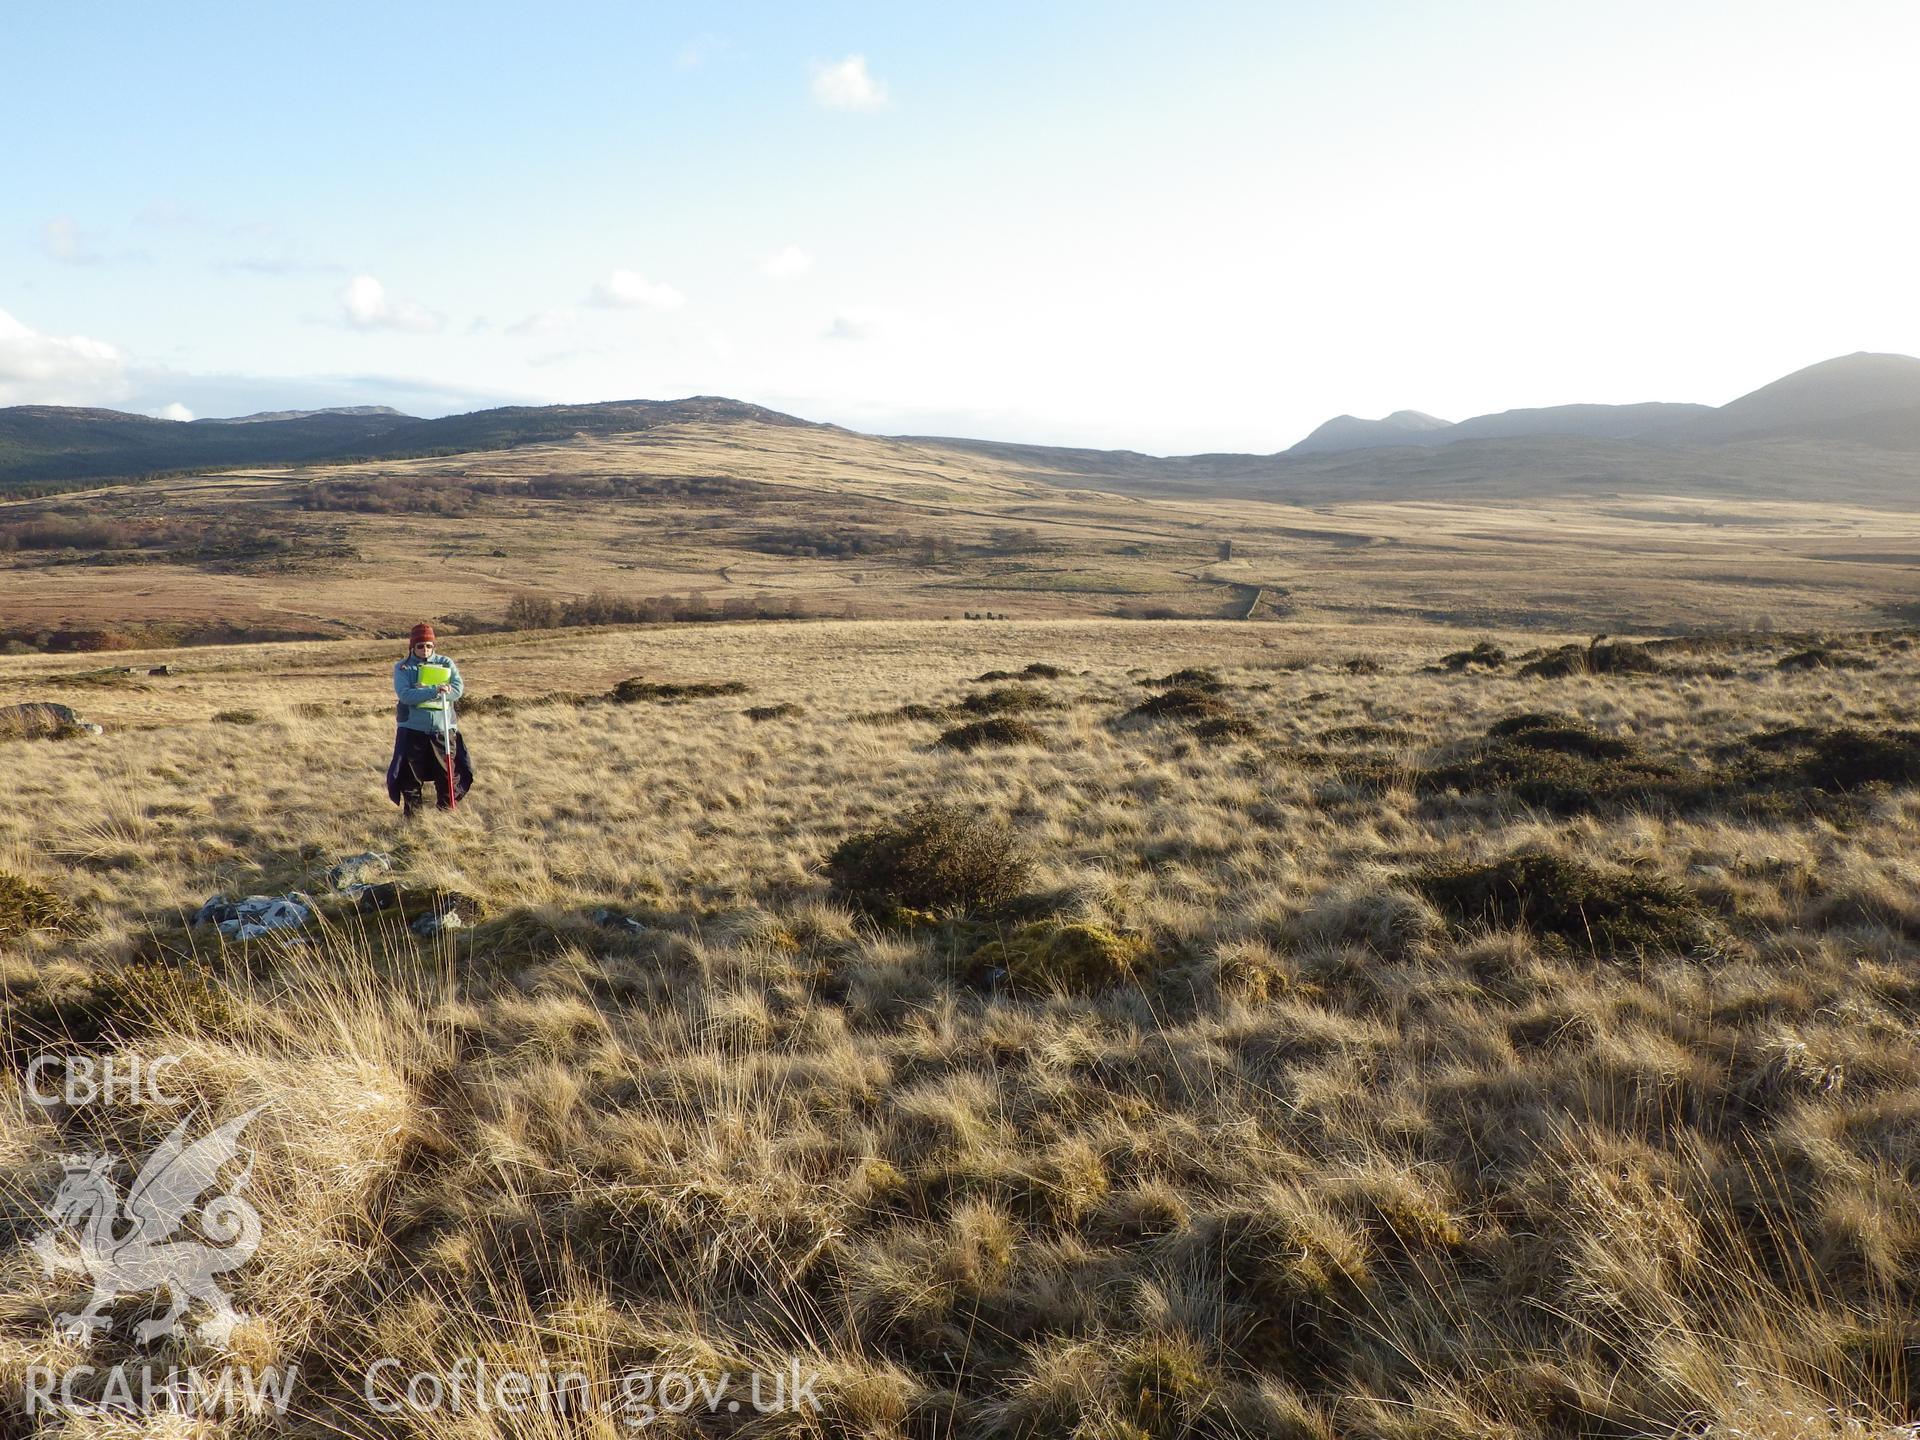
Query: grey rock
325,851,393,892
591,906,652,936
194,891,312,937
412,906,465,937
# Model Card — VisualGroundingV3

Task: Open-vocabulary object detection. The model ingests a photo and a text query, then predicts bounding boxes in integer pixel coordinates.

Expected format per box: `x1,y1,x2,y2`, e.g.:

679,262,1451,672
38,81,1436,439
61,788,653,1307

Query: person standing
386,622,473,815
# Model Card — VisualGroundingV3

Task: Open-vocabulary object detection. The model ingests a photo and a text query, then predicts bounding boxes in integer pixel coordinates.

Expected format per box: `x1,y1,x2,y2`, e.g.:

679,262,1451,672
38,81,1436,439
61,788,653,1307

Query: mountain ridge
0,395,825,493
1285,351,1920,456
4,352,1919,501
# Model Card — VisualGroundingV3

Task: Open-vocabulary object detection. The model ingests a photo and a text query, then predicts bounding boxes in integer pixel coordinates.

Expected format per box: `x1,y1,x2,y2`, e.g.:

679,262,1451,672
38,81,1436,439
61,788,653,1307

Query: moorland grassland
6,422,1920,649
1,616,1917,1437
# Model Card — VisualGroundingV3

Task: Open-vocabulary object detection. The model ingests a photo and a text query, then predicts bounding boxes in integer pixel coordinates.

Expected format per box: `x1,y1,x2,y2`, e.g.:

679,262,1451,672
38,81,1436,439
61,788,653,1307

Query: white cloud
40,216,147,265
761,244,814,279
824,310,880,341
134,200,196,229
221,255,347,277
506,307,577,337
674,33,728,70
810,54,889,111
587,268,686,310
339,274,443,333
0,306,126,404
42,216,100,265
155,401,194,421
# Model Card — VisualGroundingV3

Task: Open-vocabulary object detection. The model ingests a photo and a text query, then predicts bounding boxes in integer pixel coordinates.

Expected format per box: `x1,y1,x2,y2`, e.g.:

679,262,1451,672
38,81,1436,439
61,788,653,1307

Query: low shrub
1141,667,1223,691
1485,711,1582,738
608,676,749,703
1321,723,1413,745
958,686,1061,717
1122,686,1234,723
2,958,237,1063
0,873,87,943
1778,646,1872,672
1420,720,1690,815
212,709,261,724
972,662,1064,682
1434,641,1505,672
1192,713,1263,743
1518,637,1665,679
936,717,1047,751
745,702,803,721
1749,725,1920,789
827,803,1031,915
1412,849,1715,956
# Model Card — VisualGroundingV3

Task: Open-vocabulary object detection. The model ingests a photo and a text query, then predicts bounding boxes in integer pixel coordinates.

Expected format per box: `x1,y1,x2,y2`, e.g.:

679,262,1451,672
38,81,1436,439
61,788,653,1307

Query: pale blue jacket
394,653,464,733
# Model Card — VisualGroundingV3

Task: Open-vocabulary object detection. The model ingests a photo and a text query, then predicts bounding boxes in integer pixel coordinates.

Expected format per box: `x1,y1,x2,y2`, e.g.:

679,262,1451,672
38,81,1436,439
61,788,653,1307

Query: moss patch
972,920,1147,993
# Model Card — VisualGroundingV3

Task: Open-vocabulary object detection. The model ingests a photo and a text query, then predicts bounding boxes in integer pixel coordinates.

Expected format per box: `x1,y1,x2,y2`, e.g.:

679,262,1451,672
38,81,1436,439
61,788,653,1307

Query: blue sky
4,0,1917,452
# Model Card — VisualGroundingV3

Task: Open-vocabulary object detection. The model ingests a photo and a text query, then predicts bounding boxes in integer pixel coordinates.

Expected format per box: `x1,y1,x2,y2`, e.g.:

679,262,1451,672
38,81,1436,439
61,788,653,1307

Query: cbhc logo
25,1055,183,1108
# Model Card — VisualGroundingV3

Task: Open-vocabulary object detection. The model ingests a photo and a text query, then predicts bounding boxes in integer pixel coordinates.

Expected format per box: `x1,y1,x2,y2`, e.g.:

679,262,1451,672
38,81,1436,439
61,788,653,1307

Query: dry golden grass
1,615,1917,1437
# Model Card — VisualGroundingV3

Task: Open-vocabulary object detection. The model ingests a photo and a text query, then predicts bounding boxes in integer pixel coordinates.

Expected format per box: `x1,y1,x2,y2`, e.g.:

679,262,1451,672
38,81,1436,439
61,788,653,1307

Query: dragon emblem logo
28,1107,265,1345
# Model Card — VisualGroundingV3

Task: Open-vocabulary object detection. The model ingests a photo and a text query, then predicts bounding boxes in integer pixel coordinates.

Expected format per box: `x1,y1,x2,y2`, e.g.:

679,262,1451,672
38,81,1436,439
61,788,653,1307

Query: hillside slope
0,396,824,493
0,405,414,491
4,419,1918,646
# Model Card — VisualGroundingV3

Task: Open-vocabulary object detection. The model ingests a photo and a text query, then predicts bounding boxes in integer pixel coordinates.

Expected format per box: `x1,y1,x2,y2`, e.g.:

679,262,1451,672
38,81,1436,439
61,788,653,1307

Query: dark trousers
396,728,457,815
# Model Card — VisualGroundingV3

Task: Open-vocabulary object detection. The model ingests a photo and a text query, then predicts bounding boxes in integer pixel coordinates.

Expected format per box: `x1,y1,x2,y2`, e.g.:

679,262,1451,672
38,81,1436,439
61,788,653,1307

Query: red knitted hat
409,622,435,645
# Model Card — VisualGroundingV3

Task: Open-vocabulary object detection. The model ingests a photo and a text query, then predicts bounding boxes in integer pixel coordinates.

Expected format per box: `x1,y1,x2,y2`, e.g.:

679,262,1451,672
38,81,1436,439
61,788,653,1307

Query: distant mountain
0,405,416,492
7,353,1918,504
1686,352,1920,441
200,405,410,425
1285,352,1920,456
1444,401,1712,444
1288,410,1450,455
0,395,820,493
